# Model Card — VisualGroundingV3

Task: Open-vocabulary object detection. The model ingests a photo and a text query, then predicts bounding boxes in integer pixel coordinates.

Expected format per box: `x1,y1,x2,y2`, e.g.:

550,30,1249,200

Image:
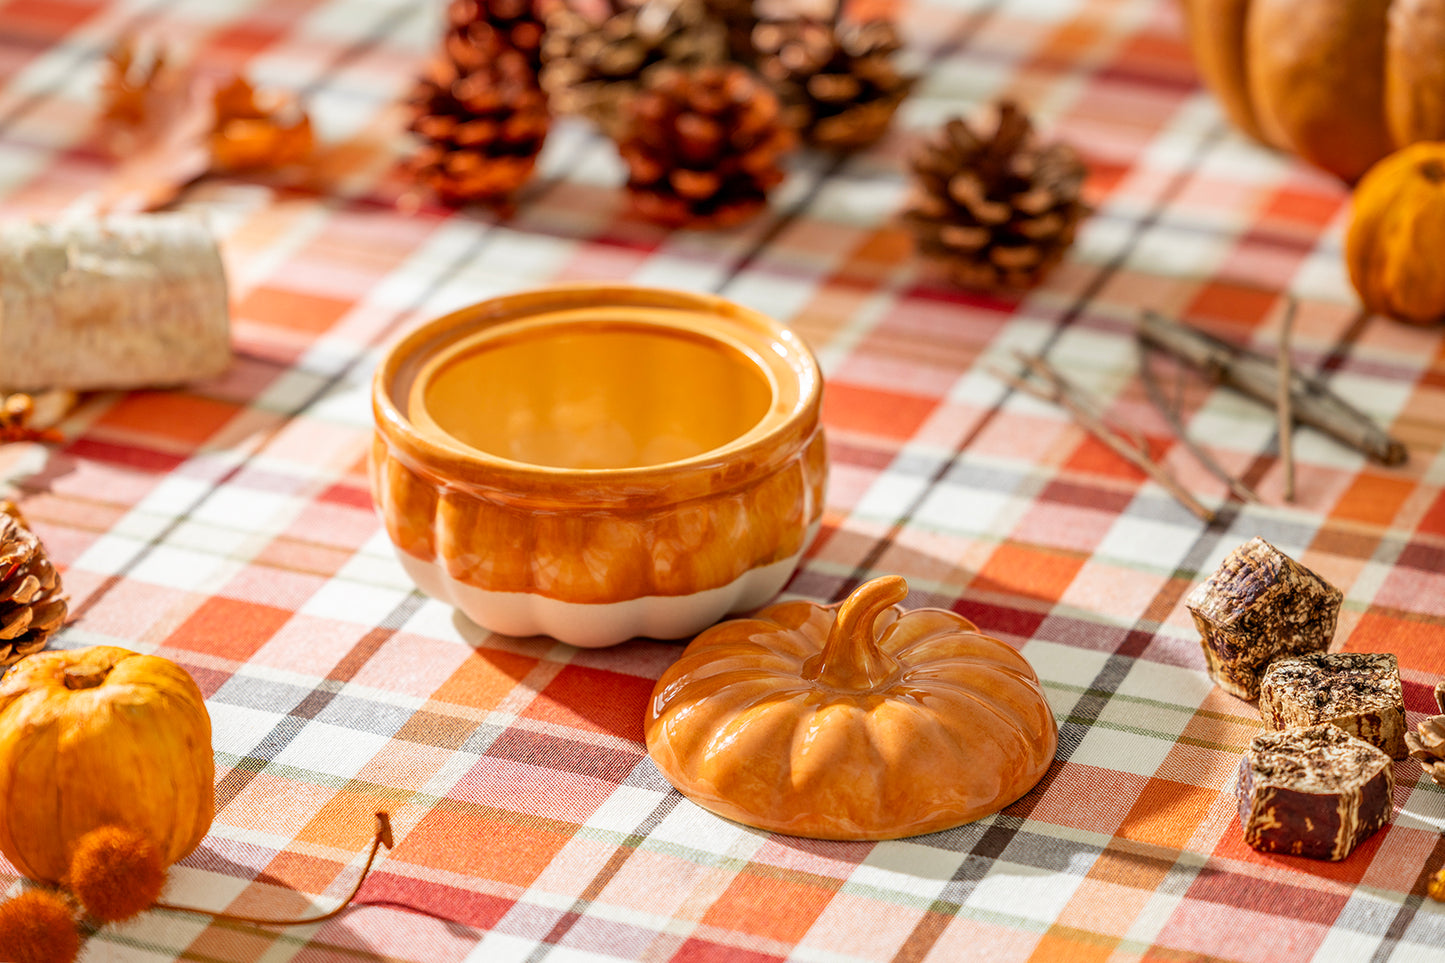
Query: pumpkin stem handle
153,812,393,927
803,575,905,690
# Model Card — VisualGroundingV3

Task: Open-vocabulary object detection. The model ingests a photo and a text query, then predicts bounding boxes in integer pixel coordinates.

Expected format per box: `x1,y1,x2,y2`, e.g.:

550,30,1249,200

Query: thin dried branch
1136,343,1260,504
1139,309,1407,466
1014,353,1148,452
992,353,1216,524
1277,298,1297,501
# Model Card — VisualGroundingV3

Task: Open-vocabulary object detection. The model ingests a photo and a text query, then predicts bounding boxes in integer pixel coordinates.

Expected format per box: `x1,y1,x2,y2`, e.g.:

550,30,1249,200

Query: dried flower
68,825,166,922
0,889,79,963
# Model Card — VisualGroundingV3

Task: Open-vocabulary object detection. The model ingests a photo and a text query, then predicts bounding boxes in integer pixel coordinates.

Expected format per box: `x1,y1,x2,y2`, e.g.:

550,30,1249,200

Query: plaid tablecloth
2,0,1444,960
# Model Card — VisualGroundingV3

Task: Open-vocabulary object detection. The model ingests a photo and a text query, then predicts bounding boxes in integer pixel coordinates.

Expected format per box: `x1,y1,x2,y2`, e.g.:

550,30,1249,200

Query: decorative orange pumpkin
1346,142,1445,324
644,576,1057,840
1180,0,1445,181
0,646,214,884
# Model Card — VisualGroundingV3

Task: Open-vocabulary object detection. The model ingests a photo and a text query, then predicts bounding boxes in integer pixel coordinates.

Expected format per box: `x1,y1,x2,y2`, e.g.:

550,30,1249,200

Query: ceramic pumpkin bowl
645,576,1058,839
371,283,827,648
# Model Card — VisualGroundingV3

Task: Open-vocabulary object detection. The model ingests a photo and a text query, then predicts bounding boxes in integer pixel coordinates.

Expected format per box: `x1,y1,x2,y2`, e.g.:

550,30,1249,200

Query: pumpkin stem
802,575,906,690
153,812,393,927
62,667,107,690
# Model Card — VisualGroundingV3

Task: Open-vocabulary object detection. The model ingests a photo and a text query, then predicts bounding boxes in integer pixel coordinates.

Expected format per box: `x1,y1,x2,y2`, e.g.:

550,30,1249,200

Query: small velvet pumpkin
644,576,1058,840
1346,142,1445,325
0,646,214,884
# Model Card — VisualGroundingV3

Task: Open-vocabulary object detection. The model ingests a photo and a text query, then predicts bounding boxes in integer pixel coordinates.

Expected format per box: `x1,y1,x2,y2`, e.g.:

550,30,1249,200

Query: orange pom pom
68,826,166,923
0,889,79,963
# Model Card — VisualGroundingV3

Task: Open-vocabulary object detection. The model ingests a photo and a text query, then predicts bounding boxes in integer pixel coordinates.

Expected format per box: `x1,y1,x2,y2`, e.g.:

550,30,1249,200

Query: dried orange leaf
211,111,313,172
94,38,315,211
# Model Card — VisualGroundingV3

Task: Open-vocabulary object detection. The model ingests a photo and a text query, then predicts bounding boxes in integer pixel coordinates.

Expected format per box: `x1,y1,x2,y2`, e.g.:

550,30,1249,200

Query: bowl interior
414,321,775,470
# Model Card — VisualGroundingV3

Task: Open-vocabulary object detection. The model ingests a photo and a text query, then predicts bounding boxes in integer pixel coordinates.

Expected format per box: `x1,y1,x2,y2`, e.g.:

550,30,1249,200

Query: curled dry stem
154,812,393,928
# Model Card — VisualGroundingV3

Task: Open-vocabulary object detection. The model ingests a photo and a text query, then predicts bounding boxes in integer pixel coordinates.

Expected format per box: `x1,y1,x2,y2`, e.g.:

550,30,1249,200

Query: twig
1014,352,1149,451
1136,343,1260,504
992,356,1217,524
1277,298,1297,501
155,812,393,927
1139,310,1407,466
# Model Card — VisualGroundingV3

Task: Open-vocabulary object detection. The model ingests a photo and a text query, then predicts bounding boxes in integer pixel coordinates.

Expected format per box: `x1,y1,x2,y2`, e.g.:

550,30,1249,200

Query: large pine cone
0,503,66,668
446,0,549,74
618,64,794,228
903,102,1087,292
704,0,757,61
541,0,727,140
752,15,911,151
405,35,550,205
1406,681,1445,786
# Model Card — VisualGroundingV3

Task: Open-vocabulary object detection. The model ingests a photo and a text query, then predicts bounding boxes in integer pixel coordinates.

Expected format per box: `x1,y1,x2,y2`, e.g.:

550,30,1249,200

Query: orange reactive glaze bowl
370,284,827,647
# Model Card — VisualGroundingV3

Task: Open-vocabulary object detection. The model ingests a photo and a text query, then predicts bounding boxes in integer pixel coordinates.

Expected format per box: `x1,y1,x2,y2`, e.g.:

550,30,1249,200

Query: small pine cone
903,101,1087,293
0,504,67,669
405,42,550,205
751,15,912,151
618,64,795,228
1407,683,1445,786
541,0,727,140
445,0,549,75
704,0,757,61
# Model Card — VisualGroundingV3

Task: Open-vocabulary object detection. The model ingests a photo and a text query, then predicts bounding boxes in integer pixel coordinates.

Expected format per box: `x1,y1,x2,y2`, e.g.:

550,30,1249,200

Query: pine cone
903,102,1087,292
405,33,550,205
0,504,67,668
751,15,912,151
445,0,549,75
705,0,757,61
1406,681,1445,786
541,0,727,140
618,64,794,228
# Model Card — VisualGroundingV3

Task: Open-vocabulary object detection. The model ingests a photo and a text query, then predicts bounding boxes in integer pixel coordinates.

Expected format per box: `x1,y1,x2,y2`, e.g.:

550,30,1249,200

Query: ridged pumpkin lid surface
644,576,1058,840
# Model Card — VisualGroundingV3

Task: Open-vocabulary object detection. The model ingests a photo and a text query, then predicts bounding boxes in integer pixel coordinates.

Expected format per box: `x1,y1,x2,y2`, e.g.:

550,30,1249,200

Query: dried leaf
95,38,314,212
0,392,68,445
210,76,314,172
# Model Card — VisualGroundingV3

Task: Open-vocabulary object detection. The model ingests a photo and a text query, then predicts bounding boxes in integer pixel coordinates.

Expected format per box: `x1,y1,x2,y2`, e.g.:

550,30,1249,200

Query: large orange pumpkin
0,646,214,883
644,576,1057,840
1180,0,1445,181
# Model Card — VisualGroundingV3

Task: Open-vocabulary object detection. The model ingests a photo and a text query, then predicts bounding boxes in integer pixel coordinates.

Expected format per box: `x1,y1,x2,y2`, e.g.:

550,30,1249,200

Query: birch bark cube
1185,537,1342,699
1259,653,1406,758
1236,723,1393,861
0,214,230,392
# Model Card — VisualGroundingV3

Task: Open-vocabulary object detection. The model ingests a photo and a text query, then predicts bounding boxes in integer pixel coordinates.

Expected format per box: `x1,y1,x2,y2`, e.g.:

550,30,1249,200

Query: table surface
2,0,1444,960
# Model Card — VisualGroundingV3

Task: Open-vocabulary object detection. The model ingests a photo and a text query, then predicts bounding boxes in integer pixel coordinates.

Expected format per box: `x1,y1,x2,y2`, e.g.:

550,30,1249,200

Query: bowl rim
372,283,824,506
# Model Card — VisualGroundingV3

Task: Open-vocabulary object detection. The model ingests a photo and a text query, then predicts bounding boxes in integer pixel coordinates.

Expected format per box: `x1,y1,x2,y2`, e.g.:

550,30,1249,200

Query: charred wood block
1185,537,1342,699
1260,653,1406,758
1237,723,1393,861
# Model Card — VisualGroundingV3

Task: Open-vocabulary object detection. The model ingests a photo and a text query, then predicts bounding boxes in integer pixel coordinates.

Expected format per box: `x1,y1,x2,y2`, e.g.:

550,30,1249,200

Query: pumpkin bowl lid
643,576,1059,841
